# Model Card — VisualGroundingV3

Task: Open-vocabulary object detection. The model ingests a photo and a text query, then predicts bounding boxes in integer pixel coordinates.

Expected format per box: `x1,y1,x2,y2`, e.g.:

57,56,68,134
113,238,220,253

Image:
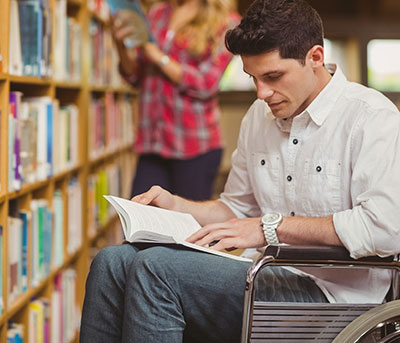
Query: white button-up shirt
219,66,400,303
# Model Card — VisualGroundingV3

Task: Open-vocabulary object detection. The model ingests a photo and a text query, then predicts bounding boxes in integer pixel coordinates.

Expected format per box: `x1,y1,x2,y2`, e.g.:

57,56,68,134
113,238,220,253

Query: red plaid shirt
123,2,240,159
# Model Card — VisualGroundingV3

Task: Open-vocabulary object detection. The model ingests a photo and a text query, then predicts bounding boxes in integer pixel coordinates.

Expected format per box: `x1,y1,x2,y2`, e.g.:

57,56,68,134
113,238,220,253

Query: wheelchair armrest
264,244,395,263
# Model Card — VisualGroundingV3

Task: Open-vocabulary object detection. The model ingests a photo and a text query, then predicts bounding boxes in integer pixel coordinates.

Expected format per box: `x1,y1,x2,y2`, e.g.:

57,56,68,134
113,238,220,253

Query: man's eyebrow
242,69,283,77
262,70,283,77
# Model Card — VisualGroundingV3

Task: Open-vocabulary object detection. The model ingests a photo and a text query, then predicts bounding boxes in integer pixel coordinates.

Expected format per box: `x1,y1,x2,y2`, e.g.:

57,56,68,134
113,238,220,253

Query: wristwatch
261,212,282,245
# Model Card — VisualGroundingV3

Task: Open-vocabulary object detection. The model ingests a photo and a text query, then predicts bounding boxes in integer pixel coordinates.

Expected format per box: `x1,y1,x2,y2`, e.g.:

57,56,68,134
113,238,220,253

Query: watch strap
263,224,280,245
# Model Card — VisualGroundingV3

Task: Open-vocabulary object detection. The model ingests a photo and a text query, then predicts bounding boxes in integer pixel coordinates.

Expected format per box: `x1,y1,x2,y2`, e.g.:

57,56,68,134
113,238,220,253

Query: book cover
7,216,23,305
8,105,15,191
105,195,252,262
9,92,23,190
53,190,64,268
19,211,30,292
9,0,23,75
29,299,44,343
106,0,154,48
18,0,42,76
46,102,53,176
30,200,40,287
19,102,36,184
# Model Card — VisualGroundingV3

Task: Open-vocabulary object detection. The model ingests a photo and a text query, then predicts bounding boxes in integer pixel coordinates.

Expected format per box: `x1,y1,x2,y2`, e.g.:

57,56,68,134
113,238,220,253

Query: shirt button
290,211,295,216
316,166,322,172
292,138,298,145
287,175,292,182
261,159,265,166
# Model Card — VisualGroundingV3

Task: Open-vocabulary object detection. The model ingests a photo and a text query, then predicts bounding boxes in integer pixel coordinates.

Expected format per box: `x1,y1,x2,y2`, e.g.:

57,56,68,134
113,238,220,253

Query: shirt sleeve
178,49,233,100
219,102,262,218
333,108,400,259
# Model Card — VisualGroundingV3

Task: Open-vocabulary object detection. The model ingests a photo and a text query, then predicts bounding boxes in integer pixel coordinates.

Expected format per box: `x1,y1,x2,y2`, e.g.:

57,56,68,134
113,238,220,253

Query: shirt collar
304,64,347,126
275,64,347,130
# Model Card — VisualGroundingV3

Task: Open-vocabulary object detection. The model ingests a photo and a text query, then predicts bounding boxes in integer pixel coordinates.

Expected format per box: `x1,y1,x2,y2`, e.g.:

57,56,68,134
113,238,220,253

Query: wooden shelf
9,75,52,85
89,143,132,165
7,179,51,200
7,165,84,199
0,0,137,339
54,81,83,89
218,90,257,103
112,85,137,94
67,0,83,7
53,164,83,181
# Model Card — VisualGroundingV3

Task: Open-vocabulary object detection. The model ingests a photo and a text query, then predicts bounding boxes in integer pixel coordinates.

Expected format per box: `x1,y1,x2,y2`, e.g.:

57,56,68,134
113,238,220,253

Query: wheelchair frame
241,245,400,342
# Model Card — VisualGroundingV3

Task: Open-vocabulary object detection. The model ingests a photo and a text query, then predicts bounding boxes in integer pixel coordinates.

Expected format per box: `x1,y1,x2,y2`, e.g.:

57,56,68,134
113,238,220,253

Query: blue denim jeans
80,244,327,342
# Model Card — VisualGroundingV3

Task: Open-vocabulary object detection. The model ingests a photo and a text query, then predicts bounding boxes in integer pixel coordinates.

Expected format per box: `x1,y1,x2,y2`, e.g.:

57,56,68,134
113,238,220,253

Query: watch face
262,212,282,225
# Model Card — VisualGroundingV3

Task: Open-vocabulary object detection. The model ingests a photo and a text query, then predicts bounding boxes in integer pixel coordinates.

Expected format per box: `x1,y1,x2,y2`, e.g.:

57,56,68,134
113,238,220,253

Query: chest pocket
301,159,342,216
251,153,282,209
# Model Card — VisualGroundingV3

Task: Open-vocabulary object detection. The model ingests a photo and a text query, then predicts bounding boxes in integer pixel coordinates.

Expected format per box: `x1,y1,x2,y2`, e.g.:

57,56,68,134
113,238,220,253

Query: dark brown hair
225,0,324,62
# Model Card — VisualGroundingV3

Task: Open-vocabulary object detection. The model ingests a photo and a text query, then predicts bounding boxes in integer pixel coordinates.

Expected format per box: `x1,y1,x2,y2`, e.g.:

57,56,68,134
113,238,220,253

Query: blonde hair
176,0,235,57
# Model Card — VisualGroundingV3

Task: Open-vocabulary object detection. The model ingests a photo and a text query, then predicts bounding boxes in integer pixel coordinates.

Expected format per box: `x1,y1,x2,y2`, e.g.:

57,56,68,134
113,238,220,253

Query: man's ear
307,45,324,69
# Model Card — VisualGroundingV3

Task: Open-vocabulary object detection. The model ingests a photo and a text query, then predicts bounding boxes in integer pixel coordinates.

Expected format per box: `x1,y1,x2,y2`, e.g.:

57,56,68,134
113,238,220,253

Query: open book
105,195,252,262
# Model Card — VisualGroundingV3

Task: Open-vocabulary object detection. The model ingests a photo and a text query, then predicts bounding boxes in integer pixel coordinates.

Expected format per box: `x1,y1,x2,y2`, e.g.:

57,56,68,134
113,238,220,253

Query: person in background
112,0,240,200
80,0,400,342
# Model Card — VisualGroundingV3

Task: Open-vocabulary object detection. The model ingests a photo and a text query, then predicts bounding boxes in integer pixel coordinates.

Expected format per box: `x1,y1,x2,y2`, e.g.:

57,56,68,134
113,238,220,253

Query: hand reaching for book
112,10,149,49
186,217,267,251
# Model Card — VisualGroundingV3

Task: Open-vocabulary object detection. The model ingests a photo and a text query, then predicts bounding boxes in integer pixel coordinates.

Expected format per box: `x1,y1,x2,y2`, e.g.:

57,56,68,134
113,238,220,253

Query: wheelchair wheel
333,300,400,343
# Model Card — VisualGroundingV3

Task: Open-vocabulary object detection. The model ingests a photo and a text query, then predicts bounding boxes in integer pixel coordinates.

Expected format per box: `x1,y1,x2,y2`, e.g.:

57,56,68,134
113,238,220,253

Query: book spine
46,102,53,176
19,212,29,292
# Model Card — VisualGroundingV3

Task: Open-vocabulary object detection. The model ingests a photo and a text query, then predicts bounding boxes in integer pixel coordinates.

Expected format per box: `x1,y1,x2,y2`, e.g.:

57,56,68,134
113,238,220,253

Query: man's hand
186,217,266,251
131,185,176,210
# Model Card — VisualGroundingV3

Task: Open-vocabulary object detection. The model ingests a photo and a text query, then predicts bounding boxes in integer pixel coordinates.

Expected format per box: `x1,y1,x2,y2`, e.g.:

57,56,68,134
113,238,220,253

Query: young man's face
242,49,321,119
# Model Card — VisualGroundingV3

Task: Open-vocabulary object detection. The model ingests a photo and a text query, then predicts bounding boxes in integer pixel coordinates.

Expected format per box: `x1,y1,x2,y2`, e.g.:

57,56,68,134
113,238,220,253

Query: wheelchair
241,245,400,342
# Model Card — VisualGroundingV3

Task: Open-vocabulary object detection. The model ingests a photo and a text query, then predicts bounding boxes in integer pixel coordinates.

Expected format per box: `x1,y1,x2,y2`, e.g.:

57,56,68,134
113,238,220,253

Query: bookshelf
0,0,137,340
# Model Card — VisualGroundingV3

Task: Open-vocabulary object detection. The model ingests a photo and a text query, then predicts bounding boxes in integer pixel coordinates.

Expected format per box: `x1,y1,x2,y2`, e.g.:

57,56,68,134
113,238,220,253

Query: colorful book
19,211,30,292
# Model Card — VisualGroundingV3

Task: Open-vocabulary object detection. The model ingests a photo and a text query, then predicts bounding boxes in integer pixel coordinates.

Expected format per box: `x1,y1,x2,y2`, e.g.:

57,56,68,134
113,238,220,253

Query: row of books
7,268,78,343
8,93,79,192
87,154,136,236
89,93,135,159
89,20,126,87
89,19,113,86
7,179,81,307
9,0,52,77
87,165,120,234
53,0,82,82
88,0,109,21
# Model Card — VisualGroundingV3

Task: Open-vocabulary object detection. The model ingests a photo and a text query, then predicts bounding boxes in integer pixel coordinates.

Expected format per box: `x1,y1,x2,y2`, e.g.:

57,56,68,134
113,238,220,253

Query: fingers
208,237,237,251
185,222,225,243
112,11,137,41
131,185,164,205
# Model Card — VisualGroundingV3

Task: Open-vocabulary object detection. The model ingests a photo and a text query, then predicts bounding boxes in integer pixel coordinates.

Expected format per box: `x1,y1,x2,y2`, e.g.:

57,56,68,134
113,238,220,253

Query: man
80,0,400,342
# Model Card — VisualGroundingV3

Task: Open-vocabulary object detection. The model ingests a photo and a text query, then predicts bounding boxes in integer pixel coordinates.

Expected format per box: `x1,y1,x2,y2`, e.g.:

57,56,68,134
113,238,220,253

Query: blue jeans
80,244,327,342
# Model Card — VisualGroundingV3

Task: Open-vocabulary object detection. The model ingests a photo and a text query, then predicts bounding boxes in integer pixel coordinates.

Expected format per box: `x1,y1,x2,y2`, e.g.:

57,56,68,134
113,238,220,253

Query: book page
105,196,201,242
105,195,252,262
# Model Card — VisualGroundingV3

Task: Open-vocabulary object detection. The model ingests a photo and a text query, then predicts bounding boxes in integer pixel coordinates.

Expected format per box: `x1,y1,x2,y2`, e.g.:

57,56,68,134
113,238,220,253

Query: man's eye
267,75,281,81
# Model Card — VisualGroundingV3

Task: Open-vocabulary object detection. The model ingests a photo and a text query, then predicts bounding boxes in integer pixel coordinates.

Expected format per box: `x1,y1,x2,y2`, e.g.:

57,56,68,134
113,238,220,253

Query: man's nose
256,83,274,100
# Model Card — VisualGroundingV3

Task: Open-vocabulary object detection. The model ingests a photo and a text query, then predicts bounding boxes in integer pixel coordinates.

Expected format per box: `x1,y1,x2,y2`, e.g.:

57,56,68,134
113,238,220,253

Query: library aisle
0,0,137,340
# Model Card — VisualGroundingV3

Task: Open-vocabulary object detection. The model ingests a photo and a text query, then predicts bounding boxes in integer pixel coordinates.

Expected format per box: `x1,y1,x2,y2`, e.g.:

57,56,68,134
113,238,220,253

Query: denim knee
90,244,138,276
